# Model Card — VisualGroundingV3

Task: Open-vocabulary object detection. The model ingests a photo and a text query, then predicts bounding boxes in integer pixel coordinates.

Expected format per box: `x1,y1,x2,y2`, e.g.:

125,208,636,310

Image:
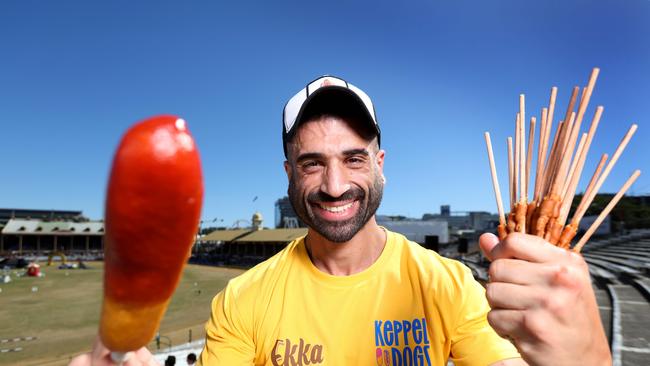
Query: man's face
284,115,385,243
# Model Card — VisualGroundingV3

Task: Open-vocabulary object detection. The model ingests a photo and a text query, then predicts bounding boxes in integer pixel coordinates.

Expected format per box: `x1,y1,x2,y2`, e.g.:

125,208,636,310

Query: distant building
274,197,305,228
1,218,104,255
422,205,499,233
440,205,451,217
377,215,449,244
0,208,99,255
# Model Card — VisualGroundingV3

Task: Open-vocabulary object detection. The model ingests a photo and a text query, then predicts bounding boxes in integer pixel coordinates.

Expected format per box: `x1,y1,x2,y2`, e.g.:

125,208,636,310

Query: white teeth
319,202,353,213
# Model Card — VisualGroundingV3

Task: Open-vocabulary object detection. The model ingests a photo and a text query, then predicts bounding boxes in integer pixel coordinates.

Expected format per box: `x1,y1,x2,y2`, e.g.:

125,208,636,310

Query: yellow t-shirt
199,230,519,366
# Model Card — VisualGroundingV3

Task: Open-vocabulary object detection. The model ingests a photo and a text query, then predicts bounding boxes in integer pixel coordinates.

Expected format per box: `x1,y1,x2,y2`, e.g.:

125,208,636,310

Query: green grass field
0,262,243,366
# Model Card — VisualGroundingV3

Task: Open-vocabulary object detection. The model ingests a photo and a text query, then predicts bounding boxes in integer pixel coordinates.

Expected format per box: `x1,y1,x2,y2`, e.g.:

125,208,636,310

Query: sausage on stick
100,115,204,361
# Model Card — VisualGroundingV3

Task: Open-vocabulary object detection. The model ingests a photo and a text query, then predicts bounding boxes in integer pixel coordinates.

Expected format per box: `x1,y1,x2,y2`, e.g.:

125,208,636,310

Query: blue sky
1,0,649,227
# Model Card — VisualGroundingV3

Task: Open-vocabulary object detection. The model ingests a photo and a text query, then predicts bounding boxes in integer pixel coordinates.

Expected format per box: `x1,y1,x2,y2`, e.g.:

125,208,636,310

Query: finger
489,259,561,286
131,347,158,366
489,233,570,263
486,282,540,310
479,232,500,261
91,336,111,359
487,309,530,341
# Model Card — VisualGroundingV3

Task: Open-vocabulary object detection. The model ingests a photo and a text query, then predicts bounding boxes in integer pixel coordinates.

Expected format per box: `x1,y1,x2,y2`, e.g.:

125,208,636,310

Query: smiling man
199,76,521,366
196,76,611,366
70,76,610,366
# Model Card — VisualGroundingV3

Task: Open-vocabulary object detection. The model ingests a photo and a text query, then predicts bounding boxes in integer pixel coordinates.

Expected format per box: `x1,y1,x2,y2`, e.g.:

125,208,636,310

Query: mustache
307,187,365,203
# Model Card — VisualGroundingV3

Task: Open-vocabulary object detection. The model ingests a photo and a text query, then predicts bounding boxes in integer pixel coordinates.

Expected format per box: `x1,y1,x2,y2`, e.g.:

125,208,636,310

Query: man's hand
479,232,611,366
68,336,159,366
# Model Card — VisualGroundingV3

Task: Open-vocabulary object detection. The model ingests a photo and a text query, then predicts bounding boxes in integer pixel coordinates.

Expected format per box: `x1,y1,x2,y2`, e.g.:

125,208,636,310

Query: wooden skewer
517,99,528,233
520,111,527,202
557,107,605,224
539,87,558,198
556,109,581,194
571,124,638,226
515,113,521,201
574,69,599,134
538,86,557,198
533,108,549,203
581,154,609,207
526,116,536,201
550,87,578,183
561,133,588,200
544,115,569,197
541,111,574,243
520,94,526,142
508,137,515,210
561,87,580,141
547,87,579,194
558,133,588,224
520,95,526,200
546,87,558,142
562,130,587,197
541,120,564,198
561,153,609,237
485,132,506,225
573,169,641,252
529,109,548,236
111,352,133,365
550,112,576,196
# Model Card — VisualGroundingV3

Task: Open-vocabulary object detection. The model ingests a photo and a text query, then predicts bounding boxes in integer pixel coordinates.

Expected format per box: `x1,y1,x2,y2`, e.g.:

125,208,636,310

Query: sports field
0,262,244,366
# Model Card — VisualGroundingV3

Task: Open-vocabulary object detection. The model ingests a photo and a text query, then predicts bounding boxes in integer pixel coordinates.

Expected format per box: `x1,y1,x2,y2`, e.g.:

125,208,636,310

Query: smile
318,202,354,213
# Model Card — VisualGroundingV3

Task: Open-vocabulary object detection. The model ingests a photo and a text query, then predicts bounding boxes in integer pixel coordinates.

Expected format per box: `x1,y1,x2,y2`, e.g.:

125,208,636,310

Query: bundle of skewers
484,68,641,253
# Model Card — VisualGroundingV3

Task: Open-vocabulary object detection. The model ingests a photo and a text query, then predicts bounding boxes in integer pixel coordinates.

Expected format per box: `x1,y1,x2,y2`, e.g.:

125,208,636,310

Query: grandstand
0,218,104,256
0,208,103,257
196,227,307,266
456,229,650,366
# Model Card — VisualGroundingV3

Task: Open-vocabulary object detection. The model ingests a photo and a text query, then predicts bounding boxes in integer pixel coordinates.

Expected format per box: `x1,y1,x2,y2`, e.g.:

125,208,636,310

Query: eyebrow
296,152,325,164
295,149,369,164
342,148,370,157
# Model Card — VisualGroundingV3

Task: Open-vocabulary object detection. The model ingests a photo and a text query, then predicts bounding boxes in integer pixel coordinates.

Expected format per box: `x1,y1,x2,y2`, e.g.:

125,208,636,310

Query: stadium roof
200,229,252,242
1,219,104,235
233,228,307,243
199,228,307,243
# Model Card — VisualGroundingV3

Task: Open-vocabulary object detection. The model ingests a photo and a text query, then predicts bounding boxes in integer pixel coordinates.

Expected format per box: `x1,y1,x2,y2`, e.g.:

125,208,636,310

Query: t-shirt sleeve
449,268,521,366
199,284,255,366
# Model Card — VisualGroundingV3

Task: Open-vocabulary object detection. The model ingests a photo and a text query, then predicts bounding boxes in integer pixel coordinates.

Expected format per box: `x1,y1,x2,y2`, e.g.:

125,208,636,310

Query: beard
288,174,384,243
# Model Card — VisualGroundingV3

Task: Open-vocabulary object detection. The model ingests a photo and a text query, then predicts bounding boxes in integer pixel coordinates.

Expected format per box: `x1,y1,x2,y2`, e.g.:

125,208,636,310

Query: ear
283,160,292,182
375,149,385,175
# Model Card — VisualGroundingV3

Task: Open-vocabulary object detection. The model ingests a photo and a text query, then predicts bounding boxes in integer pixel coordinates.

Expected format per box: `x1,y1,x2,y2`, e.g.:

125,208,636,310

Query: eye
301,160,322,172
346,156,366,167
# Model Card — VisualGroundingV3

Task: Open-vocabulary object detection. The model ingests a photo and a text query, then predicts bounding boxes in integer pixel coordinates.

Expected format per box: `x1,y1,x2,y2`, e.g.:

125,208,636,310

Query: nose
320,163,351,199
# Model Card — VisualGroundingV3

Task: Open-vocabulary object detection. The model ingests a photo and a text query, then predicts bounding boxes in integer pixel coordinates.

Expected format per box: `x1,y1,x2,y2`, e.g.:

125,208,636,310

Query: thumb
479,232,499,262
